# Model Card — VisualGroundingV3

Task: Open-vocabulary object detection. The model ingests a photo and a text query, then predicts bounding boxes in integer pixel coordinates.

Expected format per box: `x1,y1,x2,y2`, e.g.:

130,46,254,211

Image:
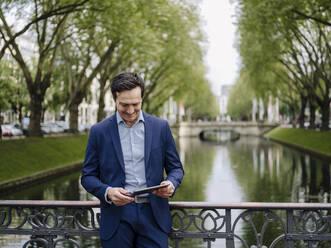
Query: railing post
225,209,234,248
286,209,295,248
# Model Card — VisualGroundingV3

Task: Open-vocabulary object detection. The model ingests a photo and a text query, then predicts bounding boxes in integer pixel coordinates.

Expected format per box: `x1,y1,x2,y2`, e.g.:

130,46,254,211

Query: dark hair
111,72,144,101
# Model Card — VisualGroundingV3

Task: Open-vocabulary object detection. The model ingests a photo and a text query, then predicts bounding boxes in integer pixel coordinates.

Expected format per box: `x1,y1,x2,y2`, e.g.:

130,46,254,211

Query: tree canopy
234,0,330,130
0,0,219,135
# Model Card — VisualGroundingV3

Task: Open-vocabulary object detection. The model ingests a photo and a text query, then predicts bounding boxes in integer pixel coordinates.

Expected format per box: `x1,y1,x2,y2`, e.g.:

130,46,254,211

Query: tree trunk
97,82,106,122
29,95,43,137
290,106,297,128
69,102,79,133
18,103,23,125
320,98,330,131
298,95,306,128
41,107,46,123
308,103,316,129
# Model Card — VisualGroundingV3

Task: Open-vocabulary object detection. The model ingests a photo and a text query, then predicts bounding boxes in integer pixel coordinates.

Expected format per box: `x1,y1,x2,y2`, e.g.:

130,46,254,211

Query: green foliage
1,0,216,127
0,59,29,115
235,0,331,128
227,73,254,121
0,63,15,112
0,134,88,183
180,72,219,120
135,0,211,117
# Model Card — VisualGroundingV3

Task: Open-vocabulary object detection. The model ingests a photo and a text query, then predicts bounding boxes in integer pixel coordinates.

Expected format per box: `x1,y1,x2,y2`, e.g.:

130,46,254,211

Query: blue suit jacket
81,112,184,240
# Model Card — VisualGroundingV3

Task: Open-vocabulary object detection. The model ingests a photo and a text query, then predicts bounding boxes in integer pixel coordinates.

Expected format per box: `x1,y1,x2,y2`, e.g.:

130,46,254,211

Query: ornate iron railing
0,200,330,247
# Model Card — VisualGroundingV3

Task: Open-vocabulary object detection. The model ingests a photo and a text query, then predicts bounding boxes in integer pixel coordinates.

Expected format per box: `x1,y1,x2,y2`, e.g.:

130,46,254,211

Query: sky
199,0,240,95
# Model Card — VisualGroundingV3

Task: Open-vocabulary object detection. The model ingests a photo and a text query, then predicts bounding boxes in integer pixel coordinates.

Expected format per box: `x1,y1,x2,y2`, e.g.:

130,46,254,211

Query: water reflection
0,135,330,247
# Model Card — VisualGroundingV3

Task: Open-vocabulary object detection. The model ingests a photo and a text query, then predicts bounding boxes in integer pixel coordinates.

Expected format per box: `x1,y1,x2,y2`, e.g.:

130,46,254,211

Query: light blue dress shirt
116,111,147,192
105,111,147,202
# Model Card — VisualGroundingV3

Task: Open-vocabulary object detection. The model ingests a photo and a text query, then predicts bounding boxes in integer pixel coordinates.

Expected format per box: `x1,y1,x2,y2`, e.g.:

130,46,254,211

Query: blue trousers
101,202,168,248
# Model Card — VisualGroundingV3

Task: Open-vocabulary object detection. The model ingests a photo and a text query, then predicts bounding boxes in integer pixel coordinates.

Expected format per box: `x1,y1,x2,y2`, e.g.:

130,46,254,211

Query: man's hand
152,181,175,198
107,187,134,206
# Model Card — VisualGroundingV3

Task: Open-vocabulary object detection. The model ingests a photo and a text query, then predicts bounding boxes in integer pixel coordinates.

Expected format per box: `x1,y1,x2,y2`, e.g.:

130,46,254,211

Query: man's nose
127,105,135,114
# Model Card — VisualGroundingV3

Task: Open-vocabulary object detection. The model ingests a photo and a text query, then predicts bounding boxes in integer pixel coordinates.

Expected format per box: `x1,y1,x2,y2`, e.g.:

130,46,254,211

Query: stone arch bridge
177,121,278,137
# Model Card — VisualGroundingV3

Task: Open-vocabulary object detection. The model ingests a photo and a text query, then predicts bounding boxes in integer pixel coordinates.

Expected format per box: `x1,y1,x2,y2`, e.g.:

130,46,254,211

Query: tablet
124,183,170,197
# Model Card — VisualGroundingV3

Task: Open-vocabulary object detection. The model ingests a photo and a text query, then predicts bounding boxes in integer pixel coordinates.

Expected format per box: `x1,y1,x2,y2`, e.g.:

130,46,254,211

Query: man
81,72,184,247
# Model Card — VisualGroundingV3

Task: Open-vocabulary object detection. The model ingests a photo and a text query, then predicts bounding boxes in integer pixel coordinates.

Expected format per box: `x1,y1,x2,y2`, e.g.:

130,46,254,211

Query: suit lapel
144,112,152,169
109,115,125,171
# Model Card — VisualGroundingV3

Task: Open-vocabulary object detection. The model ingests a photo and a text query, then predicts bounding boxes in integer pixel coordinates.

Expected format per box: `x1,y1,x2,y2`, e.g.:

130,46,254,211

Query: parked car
1,125,13,137
55,121,69,133
9,124,23,136
41,123,51,134
1,124,23,137
47,122,65,133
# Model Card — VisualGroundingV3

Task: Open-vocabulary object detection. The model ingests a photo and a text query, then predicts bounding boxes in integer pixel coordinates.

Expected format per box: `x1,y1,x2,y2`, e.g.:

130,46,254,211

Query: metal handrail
0,200,330,248
1,200,330,208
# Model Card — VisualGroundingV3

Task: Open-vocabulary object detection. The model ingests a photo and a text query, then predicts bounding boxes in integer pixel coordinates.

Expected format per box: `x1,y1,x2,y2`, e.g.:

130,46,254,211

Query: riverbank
264,126,331,159
0,134,88,192
1,128,330,193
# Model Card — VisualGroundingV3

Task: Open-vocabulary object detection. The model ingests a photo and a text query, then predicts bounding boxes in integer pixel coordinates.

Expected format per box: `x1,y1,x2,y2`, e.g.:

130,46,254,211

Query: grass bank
265,127,331,158
0,134,88,183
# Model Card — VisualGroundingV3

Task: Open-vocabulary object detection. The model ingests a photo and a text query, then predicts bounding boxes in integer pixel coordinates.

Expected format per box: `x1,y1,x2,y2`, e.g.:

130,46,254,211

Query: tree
140,0,206,116
0,58,29,122
0,0,90,60
59,0,150,131
235,0,330,130
92,0,210,121
0,0,90,136
0,60,15,115
227,72,254,121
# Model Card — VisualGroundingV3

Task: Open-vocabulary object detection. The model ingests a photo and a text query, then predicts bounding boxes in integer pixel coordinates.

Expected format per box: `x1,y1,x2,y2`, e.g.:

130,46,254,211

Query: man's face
115,87,142,127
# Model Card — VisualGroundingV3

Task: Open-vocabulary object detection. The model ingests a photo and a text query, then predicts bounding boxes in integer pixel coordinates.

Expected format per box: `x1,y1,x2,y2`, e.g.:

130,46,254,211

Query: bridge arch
178,121,278,137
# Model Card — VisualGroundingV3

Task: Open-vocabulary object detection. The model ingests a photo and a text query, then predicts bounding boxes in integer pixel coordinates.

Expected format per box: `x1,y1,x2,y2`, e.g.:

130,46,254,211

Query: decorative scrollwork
0,206,99,233
170,207,330,247
54,237,80,248
22,237,48,248
231,210,286,248
171,208,226,233
293,210,330,234
199,209,226,232
1,201,330,248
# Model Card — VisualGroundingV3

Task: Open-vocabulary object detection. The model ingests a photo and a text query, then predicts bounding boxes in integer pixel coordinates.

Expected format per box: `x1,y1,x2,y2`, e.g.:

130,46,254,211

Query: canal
0,135,330,247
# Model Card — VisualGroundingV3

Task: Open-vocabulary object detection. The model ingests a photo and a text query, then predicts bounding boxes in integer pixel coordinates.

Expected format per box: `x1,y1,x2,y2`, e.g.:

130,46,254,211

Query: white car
1,124,23,136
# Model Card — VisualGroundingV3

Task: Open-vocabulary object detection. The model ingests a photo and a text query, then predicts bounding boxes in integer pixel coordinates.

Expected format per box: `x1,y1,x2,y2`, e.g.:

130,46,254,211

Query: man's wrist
105,187,113,204
167,180,175,190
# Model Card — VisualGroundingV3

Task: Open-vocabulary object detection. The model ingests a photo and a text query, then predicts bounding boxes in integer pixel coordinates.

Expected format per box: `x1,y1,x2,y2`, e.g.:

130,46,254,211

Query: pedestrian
81,72,184,248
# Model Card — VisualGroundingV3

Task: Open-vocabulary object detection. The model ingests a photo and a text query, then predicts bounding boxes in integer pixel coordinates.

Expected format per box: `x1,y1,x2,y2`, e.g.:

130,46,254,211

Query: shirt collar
116,111,144,126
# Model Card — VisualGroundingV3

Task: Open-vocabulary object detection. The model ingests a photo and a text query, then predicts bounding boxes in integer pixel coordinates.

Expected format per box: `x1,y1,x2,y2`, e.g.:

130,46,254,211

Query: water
1,135,330,247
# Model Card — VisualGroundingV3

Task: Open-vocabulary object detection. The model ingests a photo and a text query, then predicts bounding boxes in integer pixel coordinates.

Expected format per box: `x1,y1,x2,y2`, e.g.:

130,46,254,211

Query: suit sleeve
81,126,109,203
164,122,184,192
